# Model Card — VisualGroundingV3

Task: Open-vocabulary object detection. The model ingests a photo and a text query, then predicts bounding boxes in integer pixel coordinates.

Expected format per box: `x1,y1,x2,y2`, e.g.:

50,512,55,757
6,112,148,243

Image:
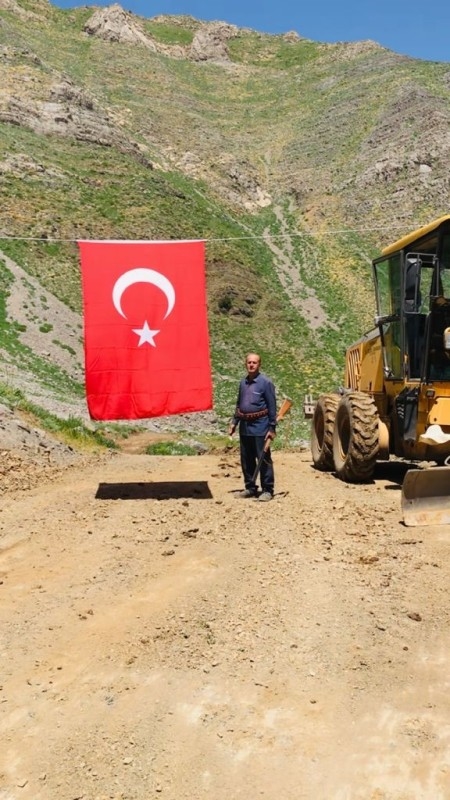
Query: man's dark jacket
232,372,277,436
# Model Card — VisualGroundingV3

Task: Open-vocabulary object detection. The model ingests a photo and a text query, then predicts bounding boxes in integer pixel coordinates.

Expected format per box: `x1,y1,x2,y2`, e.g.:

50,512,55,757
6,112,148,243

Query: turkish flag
78,239,213,420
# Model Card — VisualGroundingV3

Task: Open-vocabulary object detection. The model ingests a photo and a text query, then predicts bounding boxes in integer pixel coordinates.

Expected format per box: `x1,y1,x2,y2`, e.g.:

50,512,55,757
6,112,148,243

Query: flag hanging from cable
78,239,212,420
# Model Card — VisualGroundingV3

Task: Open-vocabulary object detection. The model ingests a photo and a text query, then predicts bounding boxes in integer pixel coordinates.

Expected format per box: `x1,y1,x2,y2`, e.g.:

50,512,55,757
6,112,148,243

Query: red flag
78,239,212,420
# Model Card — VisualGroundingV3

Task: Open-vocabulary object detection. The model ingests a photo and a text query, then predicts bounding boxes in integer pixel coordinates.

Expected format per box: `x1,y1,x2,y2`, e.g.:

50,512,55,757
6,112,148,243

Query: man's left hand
265,430,276,442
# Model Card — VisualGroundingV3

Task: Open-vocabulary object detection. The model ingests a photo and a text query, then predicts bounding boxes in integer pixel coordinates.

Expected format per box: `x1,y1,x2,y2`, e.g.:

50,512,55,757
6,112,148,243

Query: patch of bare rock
0,402,89,493
83,4,158,50
83,4,239,64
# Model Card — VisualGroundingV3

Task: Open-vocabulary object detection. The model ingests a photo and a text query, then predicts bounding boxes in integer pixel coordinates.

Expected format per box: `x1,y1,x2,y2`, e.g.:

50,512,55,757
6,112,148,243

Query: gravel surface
1,446,450,799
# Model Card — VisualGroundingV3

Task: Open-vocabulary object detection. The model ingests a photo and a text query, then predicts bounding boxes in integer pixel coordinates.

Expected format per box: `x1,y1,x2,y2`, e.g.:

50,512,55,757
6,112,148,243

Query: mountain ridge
1,0,450,443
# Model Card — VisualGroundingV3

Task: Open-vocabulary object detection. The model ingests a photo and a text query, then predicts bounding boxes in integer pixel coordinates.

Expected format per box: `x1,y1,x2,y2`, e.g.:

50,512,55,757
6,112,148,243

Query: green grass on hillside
1,3,449,448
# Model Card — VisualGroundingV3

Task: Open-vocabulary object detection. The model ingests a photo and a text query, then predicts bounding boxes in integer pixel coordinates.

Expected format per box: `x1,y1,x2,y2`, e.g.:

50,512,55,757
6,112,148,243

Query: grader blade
401,467,450,526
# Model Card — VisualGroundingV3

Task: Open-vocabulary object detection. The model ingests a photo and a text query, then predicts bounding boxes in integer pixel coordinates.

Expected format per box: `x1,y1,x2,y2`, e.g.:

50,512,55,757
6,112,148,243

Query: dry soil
1,446,450,800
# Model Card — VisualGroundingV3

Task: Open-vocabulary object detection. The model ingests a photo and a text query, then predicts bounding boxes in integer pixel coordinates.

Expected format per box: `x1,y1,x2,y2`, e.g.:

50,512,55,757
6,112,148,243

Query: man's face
246,355,260,376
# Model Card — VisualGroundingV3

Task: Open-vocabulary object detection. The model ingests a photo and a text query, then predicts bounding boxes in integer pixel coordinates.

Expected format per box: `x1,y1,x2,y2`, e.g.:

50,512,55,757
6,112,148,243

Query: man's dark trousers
240,435,274,495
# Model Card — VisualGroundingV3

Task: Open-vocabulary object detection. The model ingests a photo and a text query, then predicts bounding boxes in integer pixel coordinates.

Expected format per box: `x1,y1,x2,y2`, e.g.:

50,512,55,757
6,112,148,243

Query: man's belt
236,408,268,421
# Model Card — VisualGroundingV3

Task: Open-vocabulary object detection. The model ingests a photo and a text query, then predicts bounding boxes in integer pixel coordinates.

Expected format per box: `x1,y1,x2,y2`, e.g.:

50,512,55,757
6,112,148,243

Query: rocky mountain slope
1,0,450,441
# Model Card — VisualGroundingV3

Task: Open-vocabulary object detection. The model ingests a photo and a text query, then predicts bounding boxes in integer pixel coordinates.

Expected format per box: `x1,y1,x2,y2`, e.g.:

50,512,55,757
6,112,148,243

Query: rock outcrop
189,22,238,63
83,3,157,50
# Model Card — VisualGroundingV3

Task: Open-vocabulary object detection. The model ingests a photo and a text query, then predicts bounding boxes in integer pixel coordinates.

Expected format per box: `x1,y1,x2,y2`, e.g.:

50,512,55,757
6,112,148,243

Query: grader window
382,319,402,378
374,255,401,317
418,266,433,313
439,233,450,297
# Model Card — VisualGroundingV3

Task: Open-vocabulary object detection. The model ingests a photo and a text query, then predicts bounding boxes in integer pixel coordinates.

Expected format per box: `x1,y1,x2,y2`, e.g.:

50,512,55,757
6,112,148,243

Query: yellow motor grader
307,214,450,526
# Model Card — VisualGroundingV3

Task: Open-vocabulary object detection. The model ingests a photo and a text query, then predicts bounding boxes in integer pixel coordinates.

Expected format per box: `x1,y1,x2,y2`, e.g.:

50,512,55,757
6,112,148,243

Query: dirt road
1,448,450,800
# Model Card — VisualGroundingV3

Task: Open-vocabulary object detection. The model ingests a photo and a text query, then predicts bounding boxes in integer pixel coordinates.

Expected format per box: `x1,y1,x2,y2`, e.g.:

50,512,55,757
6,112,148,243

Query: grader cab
308,214,450,525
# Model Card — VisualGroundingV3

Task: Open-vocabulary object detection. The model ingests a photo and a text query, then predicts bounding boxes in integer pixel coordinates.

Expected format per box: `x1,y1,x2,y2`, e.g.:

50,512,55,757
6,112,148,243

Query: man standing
229,353,277,501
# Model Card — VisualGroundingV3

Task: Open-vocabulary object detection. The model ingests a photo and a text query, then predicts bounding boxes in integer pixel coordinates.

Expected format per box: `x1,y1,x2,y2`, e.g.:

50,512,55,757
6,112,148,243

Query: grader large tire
311,393,339,471
332,392,379,482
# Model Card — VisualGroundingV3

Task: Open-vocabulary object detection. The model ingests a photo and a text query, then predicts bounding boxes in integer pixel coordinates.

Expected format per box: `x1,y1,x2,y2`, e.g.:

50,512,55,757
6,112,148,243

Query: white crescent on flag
112,268,176,320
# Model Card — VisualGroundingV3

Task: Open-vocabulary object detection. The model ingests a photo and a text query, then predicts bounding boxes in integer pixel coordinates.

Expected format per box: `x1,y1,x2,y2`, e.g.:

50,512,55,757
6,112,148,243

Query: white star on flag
133,320,160,347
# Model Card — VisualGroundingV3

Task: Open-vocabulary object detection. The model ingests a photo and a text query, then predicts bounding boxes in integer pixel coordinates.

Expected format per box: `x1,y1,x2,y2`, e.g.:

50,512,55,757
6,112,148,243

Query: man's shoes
237,489,258,498
258,491,273,502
